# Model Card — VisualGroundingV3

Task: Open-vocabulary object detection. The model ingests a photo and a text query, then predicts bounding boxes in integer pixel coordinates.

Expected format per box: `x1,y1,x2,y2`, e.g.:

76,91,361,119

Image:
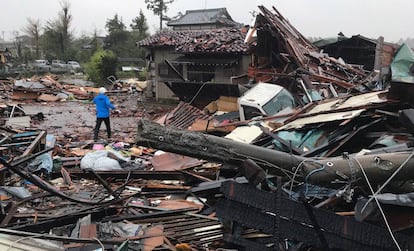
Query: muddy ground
21,93,177,145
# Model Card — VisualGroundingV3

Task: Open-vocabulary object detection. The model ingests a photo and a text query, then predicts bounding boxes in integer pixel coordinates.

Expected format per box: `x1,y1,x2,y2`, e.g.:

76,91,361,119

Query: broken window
241,105,264,120
262,88,295,116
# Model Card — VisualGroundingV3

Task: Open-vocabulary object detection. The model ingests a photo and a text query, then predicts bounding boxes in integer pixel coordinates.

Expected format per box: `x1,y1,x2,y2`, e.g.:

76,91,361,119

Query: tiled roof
137,28,249,54
167,8,240,27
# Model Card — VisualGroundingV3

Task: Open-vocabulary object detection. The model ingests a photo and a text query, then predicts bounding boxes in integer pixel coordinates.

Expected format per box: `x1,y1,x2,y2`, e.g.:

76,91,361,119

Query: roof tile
138,28,249,54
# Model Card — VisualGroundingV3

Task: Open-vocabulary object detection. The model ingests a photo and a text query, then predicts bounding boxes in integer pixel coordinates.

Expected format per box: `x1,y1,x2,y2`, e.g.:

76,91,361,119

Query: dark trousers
94,117,111,140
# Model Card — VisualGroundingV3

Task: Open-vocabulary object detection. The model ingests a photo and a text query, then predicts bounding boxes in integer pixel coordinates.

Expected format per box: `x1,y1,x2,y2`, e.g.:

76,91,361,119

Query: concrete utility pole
136,119,414,188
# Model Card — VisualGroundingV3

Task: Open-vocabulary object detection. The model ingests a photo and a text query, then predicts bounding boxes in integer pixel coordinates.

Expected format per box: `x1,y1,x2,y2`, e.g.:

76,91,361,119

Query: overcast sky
1,0,412,43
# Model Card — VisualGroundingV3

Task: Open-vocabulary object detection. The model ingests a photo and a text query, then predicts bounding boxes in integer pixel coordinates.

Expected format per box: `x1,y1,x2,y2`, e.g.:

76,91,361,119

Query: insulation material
225,125,263,143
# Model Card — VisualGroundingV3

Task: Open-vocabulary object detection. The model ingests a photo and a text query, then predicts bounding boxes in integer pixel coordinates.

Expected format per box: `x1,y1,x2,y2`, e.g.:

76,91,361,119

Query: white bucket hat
99,87,107,94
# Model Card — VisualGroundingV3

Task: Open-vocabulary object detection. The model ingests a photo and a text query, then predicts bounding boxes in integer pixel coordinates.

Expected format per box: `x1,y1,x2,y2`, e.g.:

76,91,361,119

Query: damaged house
315,34,398,71
138,8,250,106
244,6,371,93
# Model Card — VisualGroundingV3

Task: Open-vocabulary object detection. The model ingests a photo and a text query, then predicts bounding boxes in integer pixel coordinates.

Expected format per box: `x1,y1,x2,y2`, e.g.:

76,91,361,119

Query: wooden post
374,36,384,71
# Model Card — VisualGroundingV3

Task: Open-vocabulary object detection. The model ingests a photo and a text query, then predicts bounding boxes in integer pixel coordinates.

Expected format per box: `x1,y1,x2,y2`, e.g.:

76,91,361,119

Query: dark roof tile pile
138,28,249,54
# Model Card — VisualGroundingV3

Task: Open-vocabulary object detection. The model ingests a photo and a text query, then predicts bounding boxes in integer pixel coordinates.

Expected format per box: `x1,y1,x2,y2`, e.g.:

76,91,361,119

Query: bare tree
57,0,73,58
12,31,22,60
23,18,41,58
43,0,73,59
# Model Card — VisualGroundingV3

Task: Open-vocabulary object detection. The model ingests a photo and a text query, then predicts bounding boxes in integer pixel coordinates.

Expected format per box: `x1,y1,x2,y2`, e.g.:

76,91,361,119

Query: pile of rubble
2,5,414,251
133,5,414,251
0,75,223,250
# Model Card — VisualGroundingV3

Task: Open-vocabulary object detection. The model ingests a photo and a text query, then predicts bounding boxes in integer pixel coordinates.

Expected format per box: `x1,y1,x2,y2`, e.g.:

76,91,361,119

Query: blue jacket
93,93,115,118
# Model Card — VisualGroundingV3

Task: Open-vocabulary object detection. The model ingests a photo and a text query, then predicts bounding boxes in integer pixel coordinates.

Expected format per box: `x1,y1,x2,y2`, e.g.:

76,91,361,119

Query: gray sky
1,0,412,43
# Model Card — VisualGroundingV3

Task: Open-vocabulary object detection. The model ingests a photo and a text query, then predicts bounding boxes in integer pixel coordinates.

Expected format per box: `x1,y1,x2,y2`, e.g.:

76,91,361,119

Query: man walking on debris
93,87,115,141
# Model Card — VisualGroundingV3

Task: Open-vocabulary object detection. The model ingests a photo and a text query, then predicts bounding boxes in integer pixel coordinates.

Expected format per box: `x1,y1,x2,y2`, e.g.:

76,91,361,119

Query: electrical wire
289,159,324,198
227,148,296,179
361,151,414,213
6,233,47,251
288,160,304,198
352,157,402,251
188,82,208,105
93,237,105,250
304,165,326,197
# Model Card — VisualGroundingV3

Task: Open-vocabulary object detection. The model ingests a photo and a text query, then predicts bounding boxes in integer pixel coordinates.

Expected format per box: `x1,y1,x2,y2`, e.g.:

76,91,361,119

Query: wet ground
21,93,176,144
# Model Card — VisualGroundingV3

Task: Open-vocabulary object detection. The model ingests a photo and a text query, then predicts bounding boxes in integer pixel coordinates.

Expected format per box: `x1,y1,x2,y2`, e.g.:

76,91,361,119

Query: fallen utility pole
136,120,414,187
136,120,305,177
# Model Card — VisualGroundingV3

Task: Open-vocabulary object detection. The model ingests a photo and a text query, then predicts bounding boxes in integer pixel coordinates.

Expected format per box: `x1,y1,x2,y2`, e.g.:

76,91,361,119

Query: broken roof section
138,28,249,54
317,34,398,71
251,5,318,67
247,6,369,91
167,8,241,30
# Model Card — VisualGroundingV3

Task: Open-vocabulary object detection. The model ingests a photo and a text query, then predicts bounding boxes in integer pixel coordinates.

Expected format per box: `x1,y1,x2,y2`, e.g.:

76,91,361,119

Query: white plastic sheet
80,150,122,170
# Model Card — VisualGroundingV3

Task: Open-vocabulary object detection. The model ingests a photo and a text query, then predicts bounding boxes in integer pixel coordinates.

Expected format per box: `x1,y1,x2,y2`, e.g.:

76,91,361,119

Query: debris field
1,5,414,251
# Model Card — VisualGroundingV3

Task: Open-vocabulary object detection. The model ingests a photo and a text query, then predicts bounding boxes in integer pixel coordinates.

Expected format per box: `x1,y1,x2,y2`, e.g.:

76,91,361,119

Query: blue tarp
391,43,414,83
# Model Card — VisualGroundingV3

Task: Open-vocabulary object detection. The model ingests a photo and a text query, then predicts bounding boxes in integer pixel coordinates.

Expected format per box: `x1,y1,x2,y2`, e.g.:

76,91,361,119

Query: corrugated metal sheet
277,109,365,130
156,102,210,129
307,91,387,115
0,233,64,251
156,213,223,249
151,152,204,171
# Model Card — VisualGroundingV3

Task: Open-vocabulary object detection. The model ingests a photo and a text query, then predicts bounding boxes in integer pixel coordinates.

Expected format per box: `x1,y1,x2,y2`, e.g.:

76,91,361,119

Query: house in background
138,8,250,104
316,34,398,71
167,8,241,31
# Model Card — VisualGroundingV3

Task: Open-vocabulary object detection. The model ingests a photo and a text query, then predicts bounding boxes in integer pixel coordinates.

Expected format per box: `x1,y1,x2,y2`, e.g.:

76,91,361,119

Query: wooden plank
141,225,164,251
80,224,97,239
21,130,46,158
0,201,17,227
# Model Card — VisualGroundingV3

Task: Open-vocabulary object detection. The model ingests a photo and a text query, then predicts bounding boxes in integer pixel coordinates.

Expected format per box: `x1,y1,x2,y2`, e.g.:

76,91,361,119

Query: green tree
105,14,129,56
106,14,126,33
130,9,149,38
71,33,96,63
129,9,150,63
145,0,175,30
86,49,118,84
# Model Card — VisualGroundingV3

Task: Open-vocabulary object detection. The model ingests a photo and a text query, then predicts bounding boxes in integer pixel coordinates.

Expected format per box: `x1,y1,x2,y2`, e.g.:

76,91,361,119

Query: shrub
85,50,118,85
